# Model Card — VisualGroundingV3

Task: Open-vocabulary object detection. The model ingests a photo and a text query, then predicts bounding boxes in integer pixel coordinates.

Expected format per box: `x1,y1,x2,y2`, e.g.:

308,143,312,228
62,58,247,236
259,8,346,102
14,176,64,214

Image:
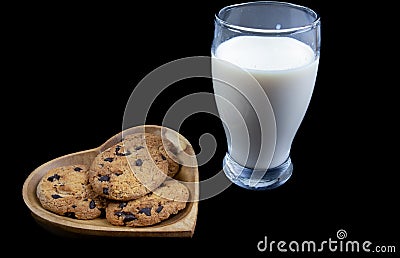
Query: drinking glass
211,1,321,190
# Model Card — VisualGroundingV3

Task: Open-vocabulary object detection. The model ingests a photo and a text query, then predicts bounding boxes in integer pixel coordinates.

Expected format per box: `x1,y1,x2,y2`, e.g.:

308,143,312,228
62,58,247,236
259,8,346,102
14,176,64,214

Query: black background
11,0,398,256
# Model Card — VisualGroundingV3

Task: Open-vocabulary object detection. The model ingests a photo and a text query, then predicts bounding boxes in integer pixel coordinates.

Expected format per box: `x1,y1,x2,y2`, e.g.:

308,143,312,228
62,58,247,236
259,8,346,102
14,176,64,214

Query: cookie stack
36,132,190,227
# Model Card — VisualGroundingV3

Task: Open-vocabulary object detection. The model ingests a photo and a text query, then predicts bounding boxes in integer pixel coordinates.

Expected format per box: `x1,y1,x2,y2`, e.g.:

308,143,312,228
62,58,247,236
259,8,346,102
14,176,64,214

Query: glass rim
215,1,320,34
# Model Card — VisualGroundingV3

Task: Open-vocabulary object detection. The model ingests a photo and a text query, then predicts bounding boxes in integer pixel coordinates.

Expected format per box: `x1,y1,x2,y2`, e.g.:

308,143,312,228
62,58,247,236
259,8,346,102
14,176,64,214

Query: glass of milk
211,1,321,190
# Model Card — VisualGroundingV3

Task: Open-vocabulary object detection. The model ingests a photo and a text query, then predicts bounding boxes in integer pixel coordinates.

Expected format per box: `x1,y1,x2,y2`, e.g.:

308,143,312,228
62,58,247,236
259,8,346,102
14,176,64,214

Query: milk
212,36,319,169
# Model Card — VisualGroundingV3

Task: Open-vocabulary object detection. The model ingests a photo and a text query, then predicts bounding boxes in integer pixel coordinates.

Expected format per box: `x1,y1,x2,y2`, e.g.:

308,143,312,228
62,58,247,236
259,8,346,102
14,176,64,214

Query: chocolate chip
123,214,136,223
89,200,96,209
118,150,131,156
104,157,114,162
135,146,144,151
114,211,123,216
135,159,143,166
125,150,132,155
74,167,83,172
117,151,131,156
115,145,131,156
139,207,152,216
156,205,163,213
64,212,76,218
51,194,62,199
72,205,77,208
83,198,88,201
47,174,60,182
114,211,137,223
161,154,167,160
118,202,127,208
103,188,109,195
98,175,110,182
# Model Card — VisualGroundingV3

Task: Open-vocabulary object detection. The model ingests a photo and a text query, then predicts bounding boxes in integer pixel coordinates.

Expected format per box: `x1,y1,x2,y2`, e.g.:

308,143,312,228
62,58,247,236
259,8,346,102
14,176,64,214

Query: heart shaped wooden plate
22,125,199,237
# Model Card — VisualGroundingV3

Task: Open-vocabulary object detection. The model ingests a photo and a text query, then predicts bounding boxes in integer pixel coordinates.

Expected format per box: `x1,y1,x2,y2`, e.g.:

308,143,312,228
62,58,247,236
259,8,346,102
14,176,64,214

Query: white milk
212,36,319,169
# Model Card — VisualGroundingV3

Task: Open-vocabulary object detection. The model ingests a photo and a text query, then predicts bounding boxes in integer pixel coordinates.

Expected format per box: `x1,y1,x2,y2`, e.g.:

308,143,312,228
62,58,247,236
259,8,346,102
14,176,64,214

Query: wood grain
22,125,199,237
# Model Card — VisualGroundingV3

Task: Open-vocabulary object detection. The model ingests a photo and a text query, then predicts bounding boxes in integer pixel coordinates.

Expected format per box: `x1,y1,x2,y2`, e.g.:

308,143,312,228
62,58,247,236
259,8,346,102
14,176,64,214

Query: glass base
223,153,293,190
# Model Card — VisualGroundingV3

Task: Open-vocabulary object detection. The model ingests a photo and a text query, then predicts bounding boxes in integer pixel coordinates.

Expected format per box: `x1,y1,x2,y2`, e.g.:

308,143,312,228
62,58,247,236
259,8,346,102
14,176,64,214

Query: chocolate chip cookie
36,164,107,220
88,132,169,201
105,179,190,227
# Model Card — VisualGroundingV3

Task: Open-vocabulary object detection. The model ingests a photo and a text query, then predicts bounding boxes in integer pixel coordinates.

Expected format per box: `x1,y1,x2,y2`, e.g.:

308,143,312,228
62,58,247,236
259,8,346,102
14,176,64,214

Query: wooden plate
22,125,199,237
